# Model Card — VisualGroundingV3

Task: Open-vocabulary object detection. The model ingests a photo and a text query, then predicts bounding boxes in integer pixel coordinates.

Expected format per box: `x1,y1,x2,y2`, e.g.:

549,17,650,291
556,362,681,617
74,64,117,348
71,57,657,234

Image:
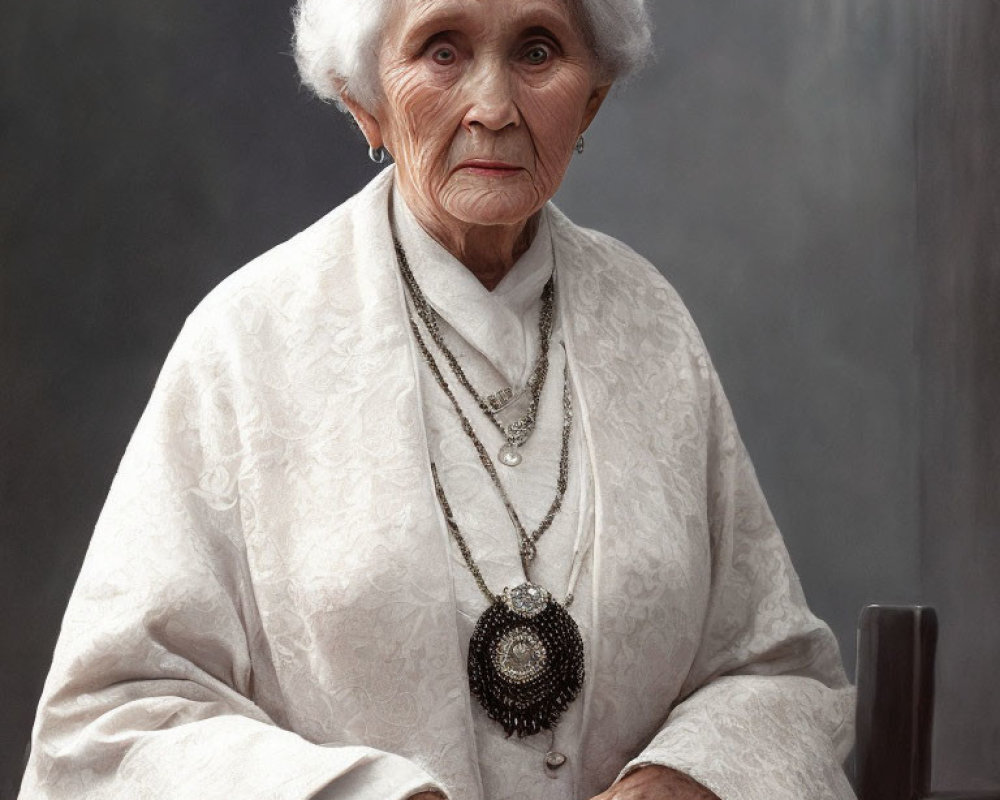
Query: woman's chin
442,190,543,229
441,178,545,225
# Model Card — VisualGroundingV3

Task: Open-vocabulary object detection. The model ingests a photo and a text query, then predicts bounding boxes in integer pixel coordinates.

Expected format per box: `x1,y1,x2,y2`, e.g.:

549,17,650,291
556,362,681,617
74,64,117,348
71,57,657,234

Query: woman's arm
18,318,446,800
597,358,855,800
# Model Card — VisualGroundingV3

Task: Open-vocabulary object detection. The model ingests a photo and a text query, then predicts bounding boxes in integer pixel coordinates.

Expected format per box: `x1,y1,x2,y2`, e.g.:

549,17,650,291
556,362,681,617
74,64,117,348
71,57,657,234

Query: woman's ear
579,83,613,135
338,88,385,150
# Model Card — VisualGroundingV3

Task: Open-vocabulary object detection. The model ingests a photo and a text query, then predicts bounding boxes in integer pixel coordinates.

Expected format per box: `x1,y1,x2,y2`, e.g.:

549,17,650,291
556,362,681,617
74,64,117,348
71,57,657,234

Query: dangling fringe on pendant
467,583,585,737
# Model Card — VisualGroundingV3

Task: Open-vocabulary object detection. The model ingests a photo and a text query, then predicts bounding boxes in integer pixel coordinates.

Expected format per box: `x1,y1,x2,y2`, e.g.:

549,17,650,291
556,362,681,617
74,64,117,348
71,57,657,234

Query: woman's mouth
456,160,523,177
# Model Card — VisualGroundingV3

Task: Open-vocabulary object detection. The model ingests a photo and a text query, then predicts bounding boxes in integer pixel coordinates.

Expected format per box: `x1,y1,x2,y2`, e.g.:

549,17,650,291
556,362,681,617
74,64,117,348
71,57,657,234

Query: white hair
292,0,653,111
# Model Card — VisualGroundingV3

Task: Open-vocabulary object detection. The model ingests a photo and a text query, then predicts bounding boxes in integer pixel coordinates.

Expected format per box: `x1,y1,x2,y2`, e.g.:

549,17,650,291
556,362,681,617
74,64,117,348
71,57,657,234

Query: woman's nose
461,60,520,132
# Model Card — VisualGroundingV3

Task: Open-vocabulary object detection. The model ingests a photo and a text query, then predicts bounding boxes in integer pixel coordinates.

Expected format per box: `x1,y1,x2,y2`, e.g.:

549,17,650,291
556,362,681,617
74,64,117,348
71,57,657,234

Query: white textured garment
20,167,857,800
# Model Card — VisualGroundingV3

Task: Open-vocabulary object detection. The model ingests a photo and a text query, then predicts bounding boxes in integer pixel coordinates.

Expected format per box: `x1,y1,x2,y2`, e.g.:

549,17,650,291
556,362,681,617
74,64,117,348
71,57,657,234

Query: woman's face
351,0,610,230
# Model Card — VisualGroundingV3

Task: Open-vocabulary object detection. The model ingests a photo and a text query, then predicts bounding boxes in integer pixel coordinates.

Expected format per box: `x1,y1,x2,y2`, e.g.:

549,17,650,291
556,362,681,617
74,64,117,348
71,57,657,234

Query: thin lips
457,159,522,171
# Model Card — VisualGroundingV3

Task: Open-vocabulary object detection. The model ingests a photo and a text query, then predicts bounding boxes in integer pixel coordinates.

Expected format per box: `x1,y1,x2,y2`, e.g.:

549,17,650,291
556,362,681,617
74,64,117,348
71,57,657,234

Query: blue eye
432,46,456,65
524,44,551,65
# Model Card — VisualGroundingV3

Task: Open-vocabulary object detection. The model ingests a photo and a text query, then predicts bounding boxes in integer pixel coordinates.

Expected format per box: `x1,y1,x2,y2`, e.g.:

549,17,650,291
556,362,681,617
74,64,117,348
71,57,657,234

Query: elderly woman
19,0,855,799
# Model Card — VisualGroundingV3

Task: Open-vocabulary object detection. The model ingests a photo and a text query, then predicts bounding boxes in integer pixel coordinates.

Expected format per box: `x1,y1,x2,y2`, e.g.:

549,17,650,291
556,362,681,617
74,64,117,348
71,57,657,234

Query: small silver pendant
498,443,522,467
485,387,515,412
545,751,568,770
503,583,550,617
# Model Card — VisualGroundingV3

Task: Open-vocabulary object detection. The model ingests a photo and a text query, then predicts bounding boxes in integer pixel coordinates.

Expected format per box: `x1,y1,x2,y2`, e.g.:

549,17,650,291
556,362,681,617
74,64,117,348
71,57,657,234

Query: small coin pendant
498,443,522,467
545,751,567,770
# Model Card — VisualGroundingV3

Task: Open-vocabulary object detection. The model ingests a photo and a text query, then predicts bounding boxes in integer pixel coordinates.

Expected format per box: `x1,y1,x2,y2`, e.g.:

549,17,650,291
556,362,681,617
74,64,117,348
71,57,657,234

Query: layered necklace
395,237,584,737
396,240,555,468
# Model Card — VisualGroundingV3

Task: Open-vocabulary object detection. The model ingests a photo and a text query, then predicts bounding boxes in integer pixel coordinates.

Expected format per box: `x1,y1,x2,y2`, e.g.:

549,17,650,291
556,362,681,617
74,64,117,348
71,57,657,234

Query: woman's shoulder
191,193,371,325
174,173,395,363
547,205,707,352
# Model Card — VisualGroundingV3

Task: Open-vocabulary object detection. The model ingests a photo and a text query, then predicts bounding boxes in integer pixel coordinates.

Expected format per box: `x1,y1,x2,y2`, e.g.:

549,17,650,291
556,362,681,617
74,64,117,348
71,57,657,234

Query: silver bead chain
394,237,554,452
431,463,497,604
396,240,573,578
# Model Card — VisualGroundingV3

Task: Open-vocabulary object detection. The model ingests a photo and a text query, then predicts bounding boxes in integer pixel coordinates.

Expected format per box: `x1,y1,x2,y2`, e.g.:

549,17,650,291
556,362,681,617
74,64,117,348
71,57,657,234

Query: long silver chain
430,462,572,611
431,463,497,604
394,238,554,454
397,244,573,575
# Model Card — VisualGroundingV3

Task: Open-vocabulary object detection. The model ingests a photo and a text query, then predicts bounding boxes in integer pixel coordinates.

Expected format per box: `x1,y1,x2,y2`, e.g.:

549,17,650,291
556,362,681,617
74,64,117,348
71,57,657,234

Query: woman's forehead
389,0,581,38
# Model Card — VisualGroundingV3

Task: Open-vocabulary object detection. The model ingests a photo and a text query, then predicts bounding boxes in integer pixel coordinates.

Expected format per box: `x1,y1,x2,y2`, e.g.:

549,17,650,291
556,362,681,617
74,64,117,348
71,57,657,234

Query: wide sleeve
619,360,856,800
18,315,445,800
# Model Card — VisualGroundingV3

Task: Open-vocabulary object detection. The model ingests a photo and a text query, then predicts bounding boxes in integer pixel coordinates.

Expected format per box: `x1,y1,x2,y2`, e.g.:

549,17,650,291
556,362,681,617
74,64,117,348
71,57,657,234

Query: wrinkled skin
342,0,611,288
408,765,720,800
589,765,722,800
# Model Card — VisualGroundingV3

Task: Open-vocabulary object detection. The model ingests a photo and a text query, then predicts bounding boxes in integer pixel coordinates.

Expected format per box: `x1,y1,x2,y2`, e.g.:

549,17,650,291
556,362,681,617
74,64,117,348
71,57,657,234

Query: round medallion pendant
498,443,522,467
468,583,585,738
494,627,547,683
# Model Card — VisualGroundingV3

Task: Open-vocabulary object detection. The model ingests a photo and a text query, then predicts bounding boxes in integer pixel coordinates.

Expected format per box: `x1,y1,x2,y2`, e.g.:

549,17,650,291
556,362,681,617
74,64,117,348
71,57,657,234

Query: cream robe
20,167,856,800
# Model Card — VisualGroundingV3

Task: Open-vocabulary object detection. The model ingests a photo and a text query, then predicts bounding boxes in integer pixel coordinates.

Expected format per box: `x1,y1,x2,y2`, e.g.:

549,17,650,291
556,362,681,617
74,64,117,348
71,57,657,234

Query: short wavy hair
292,0,653,111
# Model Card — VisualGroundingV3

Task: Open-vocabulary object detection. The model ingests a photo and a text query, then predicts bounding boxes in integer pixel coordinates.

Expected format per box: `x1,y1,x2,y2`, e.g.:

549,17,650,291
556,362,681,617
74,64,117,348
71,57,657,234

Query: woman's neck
398,188,540,291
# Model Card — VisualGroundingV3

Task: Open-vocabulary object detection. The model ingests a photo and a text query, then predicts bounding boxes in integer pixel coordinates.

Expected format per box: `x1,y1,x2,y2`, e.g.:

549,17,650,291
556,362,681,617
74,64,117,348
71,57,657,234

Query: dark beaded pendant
468,587,585,737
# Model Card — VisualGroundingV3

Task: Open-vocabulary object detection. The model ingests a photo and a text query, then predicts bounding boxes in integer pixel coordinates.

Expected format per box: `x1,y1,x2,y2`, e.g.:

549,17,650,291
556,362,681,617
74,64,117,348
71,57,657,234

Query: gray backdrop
2,0,997,795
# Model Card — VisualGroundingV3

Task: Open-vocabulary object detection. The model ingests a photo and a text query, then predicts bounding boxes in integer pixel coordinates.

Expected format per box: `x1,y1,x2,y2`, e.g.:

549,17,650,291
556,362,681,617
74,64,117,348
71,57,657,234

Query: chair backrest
855,605,1000,800
856,605,937,800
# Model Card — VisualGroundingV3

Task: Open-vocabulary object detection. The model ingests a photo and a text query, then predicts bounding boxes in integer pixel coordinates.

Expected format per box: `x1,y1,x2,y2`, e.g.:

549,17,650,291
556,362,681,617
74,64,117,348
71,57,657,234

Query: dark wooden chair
855,605,1000,800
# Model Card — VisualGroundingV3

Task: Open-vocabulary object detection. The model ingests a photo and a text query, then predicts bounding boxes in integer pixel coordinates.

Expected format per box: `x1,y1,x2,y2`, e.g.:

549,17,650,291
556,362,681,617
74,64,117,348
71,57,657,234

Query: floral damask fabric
20,168,855,800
